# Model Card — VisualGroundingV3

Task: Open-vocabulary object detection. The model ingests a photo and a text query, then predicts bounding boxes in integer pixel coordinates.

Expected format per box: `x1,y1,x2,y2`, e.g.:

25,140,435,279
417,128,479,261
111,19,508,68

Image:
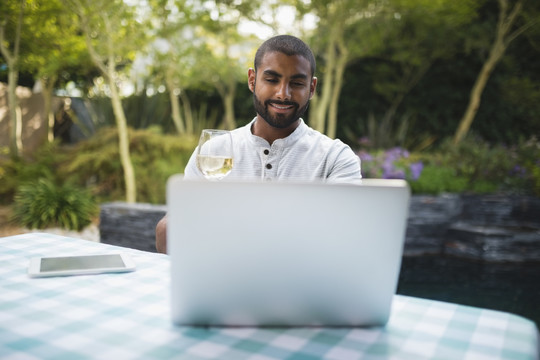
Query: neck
252,116,300,145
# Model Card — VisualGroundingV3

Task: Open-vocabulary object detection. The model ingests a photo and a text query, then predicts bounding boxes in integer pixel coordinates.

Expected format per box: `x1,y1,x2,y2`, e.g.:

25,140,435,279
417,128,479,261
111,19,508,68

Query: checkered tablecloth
1,233,538,360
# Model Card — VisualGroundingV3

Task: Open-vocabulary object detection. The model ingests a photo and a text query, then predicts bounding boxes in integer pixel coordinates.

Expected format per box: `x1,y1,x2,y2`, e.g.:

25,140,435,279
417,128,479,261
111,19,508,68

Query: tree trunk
455,63,496,143
453,0,526,144
312,32,337,134
222,90,236,130
7,69,22,157
166,80,185,135
215,80,236,130
41,76,57,142
327,42,348,139
75,3,137,202
180,91,194,135
0,0,25,158
453,40,505,144
108,71,137,203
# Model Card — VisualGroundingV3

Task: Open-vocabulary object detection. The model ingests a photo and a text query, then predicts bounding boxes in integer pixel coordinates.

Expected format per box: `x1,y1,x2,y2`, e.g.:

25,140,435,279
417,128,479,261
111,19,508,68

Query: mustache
265,99,299,107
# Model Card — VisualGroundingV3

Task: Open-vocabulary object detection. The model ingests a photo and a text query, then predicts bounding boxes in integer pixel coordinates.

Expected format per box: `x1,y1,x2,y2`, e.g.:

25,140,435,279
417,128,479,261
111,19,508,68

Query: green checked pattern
1,233,538,360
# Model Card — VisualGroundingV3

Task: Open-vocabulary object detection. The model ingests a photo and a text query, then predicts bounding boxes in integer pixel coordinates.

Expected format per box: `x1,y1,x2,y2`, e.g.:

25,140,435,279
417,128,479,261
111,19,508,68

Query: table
1,233,538,360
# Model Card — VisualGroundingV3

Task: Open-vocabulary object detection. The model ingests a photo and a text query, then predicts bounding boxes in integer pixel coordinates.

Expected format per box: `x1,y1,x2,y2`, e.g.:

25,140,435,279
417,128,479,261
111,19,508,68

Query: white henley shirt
184,118,362,183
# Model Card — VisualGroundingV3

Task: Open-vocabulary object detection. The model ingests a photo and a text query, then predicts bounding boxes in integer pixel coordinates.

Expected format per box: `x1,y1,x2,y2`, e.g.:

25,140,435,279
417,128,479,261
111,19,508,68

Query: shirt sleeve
327,145,362,184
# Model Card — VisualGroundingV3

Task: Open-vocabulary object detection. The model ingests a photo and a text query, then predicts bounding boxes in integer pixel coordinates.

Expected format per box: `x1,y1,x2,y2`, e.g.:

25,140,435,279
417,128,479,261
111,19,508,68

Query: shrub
0,142,60,204
437,136,540,195
356,136,540,195
512,136,540,196
408,166,468,194
358,147,424,182
61,127,198,204
12,178,98,231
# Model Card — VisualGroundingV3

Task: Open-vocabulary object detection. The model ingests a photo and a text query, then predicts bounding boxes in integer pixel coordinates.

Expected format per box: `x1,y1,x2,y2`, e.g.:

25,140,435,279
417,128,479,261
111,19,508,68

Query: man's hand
155,216,167,254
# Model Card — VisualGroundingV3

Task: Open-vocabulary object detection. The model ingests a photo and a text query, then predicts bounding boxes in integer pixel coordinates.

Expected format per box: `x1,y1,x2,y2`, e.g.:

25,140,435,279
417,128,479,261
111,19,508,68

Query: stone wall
405,194,540,261
100,202,167,252
403,194,462,255
446,195,540,261
100,194,540,260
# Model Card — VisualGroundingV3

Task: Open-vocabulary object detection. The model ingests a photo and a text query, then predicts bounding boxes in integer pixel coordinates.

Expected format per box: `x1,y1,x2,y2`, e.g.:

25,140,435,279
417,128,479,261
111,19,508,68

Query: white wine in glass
196,129,234,180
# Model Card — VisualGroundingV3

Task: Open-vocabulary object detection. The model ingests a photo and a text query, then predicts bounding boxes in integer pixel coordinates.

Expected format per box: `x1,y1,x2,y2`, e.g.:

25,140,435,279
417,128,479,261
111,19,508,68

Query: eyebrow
262,70,309,80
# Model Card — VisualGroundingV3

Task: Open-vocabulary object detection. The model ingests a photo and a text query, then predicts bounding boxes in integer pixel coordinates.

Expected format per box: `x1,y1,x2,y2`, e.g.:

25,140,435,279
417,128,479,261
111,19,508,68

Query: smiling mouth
270,103,294,110
267,101,297,112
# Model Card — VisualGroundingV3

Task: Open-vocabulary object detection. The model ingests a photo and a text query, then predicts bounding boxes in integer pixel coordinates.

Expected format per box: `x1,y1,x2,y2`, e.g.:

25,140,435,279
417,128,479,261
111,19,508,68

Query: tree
21,0,88,142
199,32,253,130
145,0,210,136
0,0,25,158
64,0,149,203
453,0,540,144
297,0,390,139
367,0,481,148
196,0,260,130
161,41,196,135
1,0,91,157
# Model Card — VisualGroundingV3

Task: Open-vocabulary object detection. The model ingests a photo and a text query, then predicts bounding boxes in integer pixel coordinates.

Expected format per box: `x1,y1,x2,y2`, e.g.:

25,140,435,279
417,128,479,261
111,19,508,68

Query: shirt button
263,149,269,155
266,164,272,169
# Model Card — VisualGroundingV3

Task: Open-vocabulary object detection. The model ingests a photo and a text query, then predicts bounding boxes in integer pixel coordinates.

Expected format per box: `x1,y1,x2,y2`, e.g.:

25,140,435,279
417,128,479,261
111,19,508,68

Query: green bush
12,178,98,231
357,136,540,196
512,136,540,195
0,142,60,204
408,166,468,194
61,127,198,204
436,136,540,195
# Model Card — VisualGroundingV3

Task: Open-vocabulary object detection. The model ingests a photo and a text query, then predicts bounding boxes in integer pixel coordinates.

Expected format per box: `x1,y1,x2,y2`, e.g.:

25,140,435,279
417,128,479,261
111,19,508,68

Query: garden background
1,0,539,227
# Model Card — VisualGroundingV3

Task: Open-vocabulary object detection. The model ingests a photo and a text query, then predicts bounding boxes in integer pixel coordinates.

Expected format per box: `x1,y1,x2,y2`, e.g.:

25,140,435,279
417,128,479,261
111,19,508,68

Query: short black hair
254,35,316,77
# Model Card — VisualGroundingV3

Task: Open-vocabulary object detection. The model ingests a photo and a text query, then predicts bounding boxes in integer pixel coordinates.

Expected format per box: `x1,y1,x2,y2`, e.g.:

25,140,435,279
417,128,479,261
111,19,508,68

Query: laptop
167,176,410,327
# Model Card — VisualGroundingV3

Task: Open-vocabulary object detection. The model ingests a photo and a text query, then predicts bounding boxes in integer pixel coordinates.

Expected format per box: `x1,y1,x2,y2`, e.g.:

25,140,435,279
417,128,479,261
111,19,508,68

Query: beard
253,92,310,129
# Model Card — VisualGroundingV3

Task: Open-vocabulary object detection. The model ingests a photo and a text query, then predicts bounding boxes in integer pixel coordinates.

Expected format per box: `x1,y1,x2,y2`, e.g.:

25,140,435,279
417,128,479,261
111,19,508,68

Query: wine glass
196,129,234,180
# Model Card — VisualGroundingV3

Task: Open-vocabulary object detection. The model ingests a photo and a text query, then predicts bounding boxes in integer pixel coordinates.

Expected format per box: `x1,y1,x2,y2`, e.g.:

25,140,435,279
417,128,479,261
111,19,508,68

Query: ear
248,68,256,93
309,77,318,99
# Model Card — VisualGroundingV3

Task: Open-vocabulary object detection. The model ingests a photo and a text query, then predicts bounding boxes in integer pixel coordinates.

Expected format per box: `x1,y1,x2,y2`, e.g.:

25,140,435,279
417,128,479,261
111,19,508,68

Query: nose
276,82,291,101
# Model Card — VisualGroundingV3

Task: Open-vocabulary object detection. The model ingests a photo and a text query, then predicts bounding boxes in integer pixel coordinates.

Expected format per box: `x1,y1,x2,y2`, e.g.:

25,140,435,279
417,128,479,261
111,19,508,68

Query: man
155,35,361,253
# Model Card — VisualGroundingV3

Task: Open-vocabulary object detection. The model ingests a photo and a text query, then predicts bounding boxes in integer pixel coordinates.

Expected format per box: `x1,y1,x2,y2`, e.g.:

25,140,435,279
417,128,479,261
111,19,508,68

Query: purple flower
510,165,527,178
385,147,409,161
409,162,424,181
358,151,373,162
382,159,394,174
358,147,420,181
383,169,406,179
385,148,400,162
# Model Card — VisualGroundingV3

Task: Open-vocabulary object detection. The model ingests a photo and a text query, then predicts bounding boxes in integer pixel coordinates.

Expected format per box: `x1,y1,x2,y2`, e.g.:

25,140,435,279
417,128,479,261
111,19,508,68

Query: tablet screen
40,254,126,272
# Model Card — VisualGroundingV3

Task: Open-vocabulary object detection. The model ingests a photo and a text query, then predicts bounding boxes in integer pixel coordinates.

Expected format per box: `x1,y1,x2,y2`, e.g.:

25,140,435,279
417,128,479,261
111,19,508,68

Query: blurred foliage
408,166,470,195
86,89,235,135
1,131,538,233
0,141,61,204
1,127,197,213
12,178,97,231
338,43,540,148
358,136,540,196
59,127,198,204
2,0,538,148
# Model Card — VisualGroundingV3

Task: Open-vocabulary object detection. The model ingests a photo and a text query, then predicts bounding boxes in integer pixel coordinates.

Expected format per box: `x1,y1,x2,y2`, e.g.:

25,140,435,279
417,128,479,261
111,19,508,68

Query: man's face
248,52,317,129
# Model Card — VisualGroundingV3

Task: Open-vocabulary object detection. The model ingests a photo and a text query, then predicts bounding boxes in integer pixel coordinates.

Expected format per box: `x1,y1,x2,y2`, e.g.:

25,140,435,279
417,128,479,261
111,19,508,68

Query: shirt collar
247,117,307,148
